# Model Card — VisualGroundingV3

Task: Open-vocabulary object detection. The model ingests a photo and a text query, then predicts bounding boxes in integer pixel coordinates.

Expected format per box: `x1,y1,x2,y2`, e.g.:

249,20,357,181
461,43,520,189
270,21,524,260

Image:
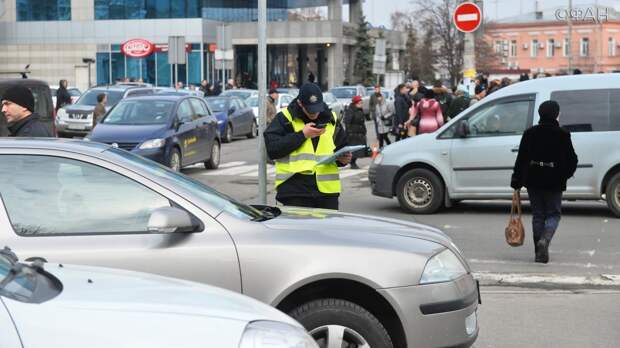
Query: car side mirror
455,120,470,138
147,207,198,233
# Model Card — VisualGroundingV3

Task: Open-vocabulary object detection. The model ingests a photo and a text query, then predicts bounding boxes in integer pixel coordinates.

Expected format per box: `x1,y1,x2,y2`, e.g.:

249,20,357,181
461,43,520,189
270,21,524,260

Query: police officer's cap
297,83,325,114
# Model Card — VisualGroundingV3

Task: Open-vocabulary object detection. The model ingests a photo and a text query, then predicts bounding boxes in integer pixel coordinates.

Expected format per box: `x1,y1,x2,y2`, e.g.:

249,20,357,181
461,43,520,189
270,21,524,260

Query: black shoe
535,239,549,264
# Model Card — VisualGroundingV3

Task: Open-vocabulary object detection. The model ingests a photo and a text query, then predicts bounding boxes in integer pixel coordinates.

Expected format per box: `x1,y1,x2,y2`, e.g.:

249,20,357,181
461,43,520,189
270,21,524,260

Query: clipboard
316,145,367,165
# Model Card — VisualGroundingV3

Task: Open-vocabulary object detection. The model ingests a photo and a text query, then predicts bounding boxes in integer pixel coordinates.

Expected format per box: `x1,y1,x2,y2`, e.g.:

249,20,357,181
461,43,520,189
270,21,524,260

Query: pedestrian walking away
344,95,367,170
369,84,382,143
510,100,578,263
92,93,107,128
2,85,55,137
55,79,73,112
373,94,392,149
264,82,350,210
409,88,444,135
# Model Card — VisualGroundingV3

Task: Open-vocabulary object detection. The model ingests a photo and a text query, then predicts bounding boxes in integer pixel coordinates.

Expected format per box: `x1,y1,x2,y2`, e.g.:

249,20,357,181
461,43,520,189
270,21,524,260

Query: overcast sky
362,0,620,29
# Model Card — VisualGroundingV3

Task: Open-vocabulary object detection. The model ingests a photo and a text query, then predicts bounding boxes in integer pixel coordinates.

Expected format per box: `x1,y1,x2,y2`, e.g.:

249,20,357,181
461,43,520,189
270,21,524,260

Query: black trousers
527,189,562,244
278,196,339,210
378,133,391,148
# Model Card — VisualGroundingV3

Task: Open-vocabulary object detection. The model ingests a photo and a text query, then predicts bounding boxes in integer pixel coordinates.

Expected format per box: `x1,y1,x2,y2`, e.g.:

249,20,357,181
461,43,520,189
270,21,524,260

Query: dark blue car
88,95,220,171
205,96,257,143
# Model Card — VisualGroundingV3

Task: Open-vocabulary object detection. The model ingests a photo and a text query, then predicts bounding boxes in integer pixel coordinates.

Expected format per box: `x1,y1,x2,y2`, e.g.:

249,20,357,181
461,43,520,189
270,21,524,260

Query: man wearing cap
1,85,54,137
511,100,578,264
264,82,350,210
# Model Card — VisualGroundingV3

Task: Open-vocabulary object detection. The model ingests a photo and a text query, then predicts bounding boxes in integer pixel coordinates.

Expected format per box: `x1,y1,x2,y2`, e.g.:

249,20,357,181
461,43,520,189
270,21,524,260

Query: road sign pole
258,0,267,205
454,1,483,93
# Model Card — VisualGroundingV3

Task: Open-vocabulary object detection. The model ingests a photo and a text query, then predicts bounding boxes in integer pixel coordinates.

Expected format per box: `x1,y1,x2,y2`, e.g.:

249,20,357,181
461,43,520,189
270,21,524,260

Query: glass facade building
94,0,201,20
17,0,71,21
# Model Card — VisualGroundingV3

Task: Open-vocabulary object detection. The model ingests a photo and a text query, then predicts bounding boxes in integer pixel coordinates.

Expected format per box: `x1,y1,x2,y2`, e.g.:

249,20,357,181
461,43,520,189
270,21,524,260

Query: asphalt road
183,125,620,347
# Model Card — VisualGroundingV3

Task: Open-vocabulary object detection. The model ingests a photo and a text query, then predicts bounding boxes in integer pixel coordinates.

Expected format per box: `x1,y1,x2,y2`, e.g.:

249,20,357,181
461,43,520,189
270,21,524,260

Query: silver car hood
263,207,452,248
8,263,296,324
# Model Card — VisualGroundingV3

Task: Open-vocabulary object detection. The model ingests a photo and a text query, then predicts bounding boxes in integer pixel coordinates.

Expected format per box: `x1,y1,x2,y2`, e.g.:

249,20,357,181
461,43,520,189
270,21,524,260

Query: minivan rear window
551,89,619,132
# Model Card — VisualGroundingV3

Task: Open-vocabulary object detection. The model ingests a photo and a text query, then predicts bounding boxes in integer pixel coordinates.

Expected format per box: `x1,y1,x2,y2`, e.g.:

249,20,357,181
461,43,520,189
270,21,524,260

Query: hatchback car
205,96,257,142
88,95,220,171
323,92,344,119
56,85,154,137
370,74,620,217
0,139,479,348
329,85,370,117
0,247,315,348
0,78,54,137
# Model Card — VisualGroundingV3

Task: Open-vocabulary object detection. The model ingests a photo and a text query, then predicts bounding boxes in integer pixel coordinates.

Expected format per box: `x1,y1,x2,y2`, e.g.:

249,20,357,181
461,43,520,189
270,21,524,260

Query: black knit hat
538,100,560,121
2,85,34,112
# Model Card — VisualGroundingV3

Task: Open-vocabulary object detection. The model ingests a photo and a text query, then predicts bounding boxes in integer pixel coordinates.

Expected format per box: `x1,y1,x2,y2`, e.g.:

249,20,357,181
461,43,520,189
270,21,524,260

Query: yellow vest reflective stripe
275,108,341,194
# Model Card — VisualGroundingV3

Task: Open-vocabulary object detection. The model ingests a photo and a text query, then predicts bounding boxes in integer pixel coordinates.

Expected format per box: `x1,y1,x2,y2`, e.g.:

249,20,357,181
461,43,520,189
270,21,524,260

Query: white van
369,74,620,216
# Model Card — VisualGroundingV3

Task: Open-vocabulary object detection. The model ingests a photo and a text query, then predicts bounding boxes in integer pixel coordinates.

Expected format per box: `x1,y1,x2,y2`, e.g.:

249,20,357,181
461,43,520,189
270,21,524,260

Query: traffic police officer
264,83,350,210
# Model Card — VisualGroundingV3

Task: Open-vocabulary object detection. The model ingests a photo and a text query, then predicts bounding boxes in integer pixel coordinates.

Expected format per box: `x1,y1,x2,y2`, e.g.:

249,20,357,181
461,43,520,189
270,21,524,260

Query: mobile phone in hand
313,123,328,129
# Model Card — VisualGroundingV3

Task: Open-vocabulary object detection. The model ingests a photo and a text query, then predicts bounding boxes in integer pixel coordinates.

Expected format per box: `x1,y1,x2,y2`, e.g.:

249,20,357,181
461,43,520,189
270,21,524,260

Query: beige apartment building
485,5,620,75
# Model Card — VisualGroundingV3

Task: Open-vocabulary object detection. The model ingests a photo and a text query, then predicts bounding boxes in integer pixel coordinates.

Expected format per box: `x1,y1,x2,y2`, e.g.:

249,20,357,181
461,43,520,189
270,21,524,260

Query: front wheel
605,172,620,217
289,299,394,348
204,140,220,169
223,123,233,143
167,147,182,172
396,168,444,214
247,120,257,138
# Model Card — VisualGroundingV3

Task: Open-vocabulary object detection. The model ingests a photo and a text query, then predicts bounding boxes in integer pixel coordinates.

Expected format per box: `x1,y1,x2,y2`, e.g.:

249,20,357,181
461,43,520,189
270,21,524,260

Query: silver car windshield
106,148,264,220
246,96,259,107
77,90,123,106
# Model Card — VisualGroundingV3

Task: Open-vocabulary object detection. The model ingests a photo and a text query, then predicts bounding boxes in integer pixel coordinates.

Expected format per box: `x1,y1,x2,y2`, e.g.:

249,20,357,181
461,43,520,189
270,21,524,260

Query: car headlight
419,249,467,284
139,138,166,150
83,136,91,142
238,321,318,348
373,153,383,165
56,109,67,124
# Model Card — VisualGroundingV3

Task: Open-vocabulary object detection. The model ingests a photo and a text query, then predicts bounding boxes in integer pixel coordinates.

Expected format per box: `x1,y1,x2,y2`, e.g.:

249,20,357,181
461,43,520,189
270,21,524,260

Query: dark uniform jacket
264,100,347,199
56,87,72,112
511,119,578,192
8,114,55,137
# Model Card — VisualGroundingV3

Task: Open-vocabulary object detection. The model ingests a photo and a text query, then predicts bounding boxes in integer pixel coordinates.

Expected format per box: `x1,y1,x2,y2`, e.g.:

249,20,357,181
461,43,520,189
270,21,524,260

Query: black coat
394,93,411,126
511,119,578,192
8,114,55,137
56,87,72,111
264,100,347,199
344,104,367,146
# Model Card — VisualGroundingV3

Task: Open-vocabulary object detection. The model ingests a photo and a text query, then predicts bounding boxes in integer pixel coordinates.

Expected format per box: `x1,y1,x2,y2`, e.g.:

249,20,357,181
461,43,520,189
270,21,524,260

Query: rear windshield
77,89,123,106
206,98,228,112
103,100,175,125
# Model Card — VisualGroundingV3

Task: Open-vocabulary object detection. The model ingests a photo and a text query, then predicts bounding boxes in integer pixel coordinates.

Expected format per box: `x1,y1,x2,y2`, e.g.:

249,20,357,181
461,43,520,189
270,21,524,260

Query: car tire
223,123,233,143
605,172,620,217
204,141,220,170
396,168,444,214
247,120,257,138
167,147,182,172
289,299,394,348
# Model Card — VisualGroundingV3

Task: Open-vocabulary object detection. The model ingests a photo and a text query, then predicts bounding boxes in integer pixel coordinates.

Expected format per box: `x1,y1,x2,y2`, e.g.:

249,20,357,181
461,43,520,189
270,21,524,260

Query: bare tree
414,0,464,87
475,32,503,74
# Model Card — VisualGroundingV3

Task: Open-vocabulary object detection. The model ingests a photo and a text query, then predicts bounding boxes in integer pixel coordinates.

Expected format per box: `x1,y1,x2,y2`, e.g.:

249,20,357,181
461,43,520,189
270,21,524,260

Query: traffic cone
370,142,380,159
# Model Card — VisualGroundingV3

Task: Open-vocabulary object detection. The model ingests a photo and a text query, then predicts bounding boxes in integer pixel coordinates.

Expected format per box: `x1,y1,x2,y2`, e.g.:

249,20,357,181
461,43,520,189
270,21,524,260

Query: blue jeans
527,189,562,244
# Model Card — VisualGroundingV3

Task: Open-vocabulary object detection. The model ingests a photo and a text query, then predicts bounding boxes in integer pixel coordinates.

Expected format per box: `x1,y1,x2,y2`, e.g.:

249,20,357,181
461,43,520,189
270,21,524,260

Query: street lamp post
257,0,268,204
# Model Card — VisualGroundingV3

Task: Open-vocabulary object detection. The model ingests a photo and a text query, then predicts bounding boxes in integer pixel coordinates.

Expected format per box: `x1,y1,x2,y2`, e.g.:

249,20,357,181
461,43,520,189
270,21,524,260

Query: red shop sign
121,39,155,58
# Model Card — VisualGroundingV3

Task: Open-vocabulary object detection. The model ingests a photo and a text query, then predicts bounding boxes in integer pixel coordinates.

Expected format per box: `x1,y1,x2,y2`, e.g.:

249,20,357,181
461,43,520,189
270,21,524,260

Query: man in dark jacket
264,83,350,210
55,79,72,112
2,85,54,137
511,100,578,263
393,83,412,141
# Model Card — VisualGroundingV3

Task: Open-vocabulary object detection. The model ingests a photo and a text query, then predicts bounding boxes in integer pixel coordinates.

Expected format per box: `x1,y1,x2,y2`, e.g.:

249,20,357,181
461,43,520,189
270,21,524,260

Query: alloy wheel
309,325,370,348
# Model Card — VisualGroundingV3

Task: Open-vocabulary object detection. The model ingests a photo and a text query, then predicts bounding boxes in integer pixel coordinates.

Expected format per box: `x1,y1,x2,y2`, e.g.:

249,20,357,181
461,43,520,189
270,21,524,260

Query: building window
609,37,616,57
95,0,202,20
510,40,517,57
563,38,569,57
580,38,589,57
17,0,70,21
531,39,539,57
547,39,555,57
495,40,502,54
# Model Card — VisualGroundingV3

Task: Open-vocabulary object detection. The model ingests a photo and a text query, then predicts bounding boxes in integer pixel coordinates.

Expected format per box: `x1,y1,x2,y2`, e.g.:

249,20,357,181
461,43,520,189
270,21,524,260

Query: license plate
67,124,87,130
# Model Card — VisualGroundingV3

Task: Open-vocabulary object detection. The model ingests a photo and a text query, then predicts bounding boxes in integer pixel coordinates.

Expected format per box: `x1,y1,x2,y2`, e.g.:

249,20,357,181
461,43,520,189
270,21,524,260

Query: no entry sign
454,2,482,33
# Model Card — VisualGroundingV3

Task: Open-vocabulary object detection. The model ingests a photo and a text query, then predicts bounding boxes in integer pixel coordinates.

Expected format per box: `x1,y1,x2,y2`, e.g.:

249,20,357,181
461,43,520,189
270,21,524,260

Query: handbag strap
510,190,522,218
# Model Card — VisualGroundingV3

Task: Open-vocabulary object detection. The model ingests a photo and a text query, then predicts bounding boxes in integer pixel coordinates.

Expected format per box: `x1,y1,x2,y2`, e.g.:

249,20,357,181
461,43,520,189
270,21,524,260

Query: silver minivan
370,74,620,217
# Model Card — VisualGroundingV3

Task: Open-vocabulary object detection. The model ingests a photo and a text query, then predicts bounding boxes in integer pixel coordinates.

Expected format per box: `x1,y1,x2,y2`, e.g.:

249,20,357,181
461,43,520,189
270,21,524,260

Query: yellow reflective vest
275,109,341,194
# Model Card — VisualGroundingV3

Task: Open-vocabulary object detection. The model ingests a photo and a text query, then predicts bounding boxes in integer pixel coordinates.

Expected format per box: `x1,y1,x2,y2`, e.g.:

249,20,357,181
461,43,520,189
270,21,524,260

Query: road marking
474,272,620,287
201,164,258,176
219,161,247,168
241,167,277,177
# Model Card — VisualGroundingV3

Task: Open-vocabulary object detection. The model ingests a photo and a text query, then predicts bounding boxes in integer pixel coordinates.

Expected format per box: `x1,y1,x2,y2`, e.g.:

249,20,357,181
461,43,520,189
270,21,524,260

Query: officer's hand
303,123,326,138
337,152,352,165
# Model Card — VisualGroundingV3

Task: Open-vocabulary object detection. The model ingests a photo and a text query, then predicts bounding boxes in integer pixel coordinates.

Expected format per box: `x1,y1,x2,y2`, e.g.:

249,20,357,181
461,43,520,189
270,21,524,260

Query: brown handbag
505,190,525,247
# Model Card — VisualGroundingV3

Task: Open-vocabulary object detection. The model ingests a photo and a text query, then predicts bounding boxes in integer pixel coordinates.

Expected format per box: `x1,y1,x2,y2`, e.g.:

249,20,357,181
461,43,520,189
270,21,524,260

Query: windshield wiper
250,205,282,221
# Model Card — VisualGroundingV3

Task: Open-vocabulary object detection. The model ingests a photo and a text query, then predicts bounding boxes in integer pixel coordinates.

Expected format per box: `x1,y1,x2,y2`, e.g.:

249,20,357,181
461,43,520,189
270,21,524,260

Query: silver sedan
0,139,479,348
